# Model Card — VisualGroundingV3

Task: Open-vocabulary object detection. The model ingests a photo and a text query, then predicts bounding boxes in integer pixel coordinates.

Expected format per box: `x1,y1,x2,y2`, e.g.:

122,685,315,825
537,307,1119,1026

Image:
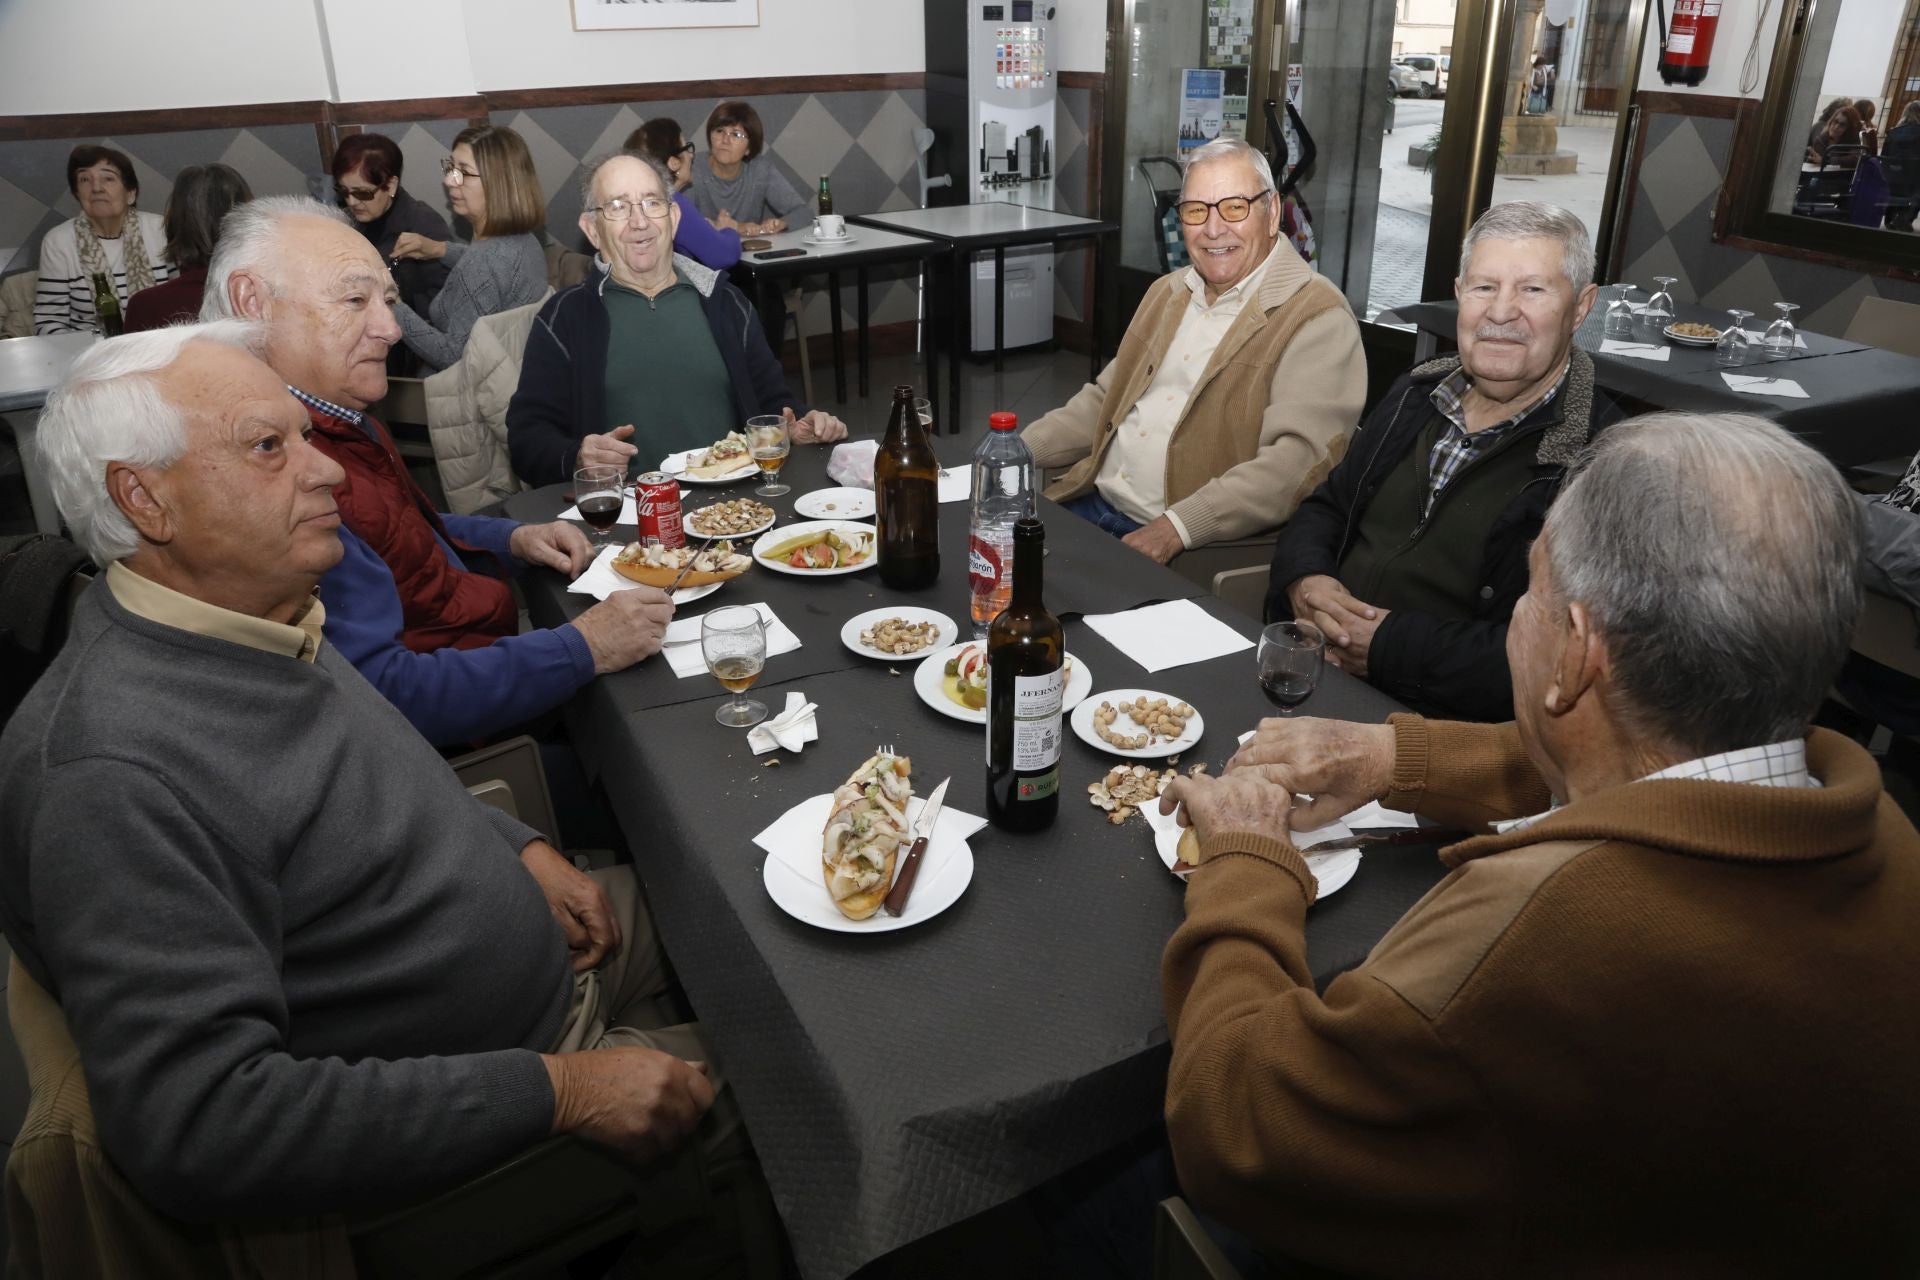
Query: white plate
841,606,959,661
793,487,875,520
1663,323,1720,348
911,643,1093,725
1145,803,1361,898
682,500,777,541
1070,689,1205,760
659,448,757,486
760,794,973,933
752,520,878,576
803,234,859,246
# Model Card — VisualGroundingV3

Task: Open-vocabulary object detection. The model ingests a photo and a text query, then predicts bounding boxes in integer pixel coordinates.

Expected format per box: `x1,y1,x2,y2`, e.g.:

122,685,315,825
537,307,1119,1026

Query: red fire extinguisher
1656,0,1721,86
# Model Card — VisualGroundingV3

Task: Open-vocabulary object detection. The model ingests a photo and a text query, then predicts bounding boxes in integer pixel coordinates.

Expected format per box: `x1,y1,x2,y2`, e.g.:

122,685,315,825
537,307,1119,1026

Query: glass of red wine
1257,621,1325,714
572,465,626,549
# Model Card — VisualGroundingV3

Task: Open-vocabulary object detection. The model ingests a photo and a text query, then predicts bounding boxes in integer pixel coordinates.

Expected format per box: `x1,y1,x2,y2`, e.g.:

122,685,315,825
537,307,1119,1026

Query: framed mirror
1719,0,1920,279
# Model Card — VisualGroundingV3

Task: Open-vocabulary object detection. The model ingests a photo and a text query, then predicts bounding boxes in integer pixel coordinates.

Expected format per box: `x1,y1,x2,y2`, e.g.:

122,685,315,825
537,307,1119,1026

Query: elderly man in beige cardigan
1023,138,1365,565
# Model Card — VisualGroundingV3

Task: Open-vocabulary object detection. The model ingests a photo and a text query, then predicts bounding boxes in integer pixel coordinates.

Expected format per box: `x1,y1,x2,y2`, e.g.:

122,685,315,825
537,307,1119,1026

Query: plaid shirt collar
1423,360,1568,517
1492,739,1818,835
289,385,364,427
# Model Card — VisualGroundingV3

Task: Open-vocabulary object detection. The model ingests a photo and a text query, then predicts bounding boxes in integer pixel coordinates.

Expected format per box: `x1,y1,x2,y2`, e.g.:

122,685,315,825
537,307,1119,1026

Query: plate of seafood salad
841,607,958,659
753,521,876,575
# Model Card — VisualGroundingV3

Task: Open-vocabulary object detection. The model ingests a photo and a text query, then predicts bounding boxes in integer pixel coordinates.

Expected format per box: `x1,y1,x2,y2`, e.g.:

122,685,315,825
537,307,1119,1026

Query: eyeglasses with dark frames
440,157,482,185
1174,190,1273,226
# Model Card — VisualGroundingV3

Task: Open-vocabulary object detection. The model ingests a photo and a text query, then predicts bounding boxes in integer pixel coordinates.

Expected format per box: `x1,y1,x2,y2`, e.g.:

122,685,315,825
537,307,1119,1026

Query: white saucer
804,234,858,247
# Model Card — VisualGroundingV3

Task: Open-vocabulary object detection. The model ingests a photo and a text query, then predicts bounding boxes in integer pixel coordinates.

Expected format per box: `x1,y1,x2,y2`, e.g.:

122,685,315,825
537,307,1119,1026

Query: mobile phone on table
753,248,808,260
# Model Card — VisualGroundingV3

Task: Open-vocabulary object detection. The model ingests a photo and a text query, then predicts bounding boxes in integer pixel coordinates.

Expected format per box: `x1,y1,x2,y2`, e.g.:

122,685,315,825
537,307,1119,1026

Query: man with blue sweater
201,198,670,746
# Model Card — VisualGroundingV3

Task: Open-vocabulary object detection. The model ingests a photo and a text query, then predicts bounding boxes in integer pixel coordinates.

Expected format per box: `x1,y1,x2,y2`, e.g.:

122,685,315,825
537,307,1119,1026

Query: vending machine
925,0,1059,352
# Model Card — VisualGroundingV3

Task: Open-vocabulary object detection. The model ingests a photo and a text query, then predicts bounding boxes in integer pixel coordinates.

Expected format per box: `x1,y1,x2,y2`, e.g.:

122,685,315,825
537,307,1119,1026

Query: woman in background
386,124,549,372
686,101,810,235
124,163,252,332
331,132,453,318
625,118,741,269
34,145,175,334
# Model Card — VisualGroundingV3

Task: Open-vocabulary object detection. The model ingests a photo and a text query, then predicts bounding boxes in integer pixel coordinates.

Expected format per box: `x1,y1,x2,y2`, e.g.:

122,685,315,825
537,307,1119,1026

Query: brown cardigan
1163,717,1920,1276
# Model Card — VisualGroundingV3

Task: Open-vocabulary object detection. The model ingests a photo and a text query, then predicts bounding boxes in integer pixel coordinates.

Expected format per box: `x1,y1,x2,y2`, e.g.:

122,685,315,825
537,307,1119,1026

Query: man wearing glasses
507,152,844,486
1022,137,1365,566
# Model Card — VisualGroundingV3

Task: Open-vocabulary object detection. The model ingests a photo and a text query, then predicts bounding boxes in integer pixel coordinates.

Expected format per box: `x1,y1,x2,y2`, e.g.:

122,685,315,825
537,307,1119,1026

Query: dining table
0,330,99,535
506,432,1455,1277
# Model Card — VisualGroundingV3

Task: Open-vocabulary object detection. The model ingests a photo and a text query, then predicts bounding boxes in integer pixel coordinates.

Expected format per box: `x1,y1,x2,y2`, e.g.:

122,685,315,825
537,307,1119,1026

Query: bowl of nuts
1071,690,1204,759
1664,321,1721,347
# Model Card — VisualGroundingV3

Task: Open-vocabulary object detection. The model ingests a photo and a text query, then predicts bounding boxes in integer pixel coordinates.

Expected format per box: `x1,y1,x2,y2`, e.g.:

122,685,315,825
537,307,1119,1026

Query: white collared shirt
1093,240,1282,538
1491,739,1820,835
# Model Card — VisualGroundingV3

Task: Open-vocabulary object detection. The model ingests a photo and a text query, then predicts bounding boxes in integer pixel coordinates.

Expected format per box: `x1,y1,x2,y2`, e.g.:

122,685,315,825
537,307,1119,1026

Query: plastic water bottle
968,411,1036,636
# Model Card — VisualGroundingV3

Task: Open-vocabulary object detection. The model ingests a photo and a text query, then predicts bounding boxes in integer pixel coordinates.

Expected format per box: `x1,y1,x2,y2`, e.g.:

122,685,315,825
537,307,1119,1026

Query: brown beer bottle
985,516,1062,831
874,384,940,590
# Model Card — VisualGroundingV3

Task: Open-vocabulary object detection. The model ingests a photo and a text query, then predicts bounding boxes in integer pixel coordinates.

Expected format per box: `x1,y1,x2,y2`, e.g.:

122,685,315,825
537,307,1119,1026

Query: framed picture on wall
572,0,759,30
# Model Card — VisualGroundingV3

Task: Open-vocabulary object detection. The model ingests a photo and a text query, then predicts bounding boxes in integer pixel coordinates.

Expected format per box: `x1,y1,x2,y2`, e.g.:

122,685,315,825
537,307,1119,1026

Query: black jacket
505,255,807,486
1264,349,1623,721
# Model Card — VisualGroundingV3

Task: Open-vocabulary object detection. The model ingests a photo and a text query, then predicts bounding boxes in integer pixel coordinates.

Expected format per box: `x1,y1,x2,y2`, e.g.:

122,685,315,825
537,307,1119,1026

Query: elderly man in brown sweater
1160,410,1920,1275
1022,138,1364,566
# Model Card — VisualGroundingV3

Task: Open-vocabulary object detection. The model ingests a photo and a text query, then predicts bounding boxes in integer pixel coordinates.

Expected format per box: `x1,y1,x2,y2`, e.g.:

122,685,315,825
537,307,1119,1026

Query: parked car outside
1388,62,1426,97
1396,53,1449,97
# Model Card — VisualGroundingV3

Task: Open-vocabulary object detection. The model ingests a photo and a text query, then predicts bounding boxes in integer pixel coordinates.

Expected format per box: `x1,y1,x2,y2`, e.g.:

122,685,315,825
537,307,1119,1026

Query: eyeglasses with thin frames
1174,189,1272,226
711,127,750,142
590,195,674,222
440,157,481,185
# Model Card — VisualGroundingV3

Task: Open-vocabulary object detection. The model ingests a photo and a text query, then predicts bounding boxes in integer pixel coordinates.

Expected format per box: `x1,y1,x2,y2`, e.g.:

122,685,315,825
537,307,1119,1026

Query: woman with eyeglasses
623,119,741,269
329,132,453,325
685,101,810,237
385,124,550,372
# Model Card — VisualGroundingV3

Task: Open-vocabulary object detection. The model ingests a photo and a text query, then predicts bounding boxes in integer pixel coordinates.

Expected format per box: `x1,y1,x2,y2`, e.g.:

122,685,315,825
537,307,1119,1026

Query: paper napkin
1083,599,1255,673
937,466,972,503
662,601,801,678
1740,329,1806,348
1599,339,1670,362
1721,372,1810,399
747,691,819,755
559,494,637,525
565,544,727,604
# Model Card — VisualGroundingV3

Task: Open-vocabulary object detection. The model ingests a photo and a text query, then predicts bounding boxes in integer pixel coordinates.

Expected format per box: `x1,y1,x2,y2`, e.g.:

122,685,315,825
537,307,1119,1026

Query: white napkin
565,544,725,604
826,439,879,489
1599,338,1670,362
747,691,819,755
1721,371,1810,399
559,494,637,525
662,601,801,678
753,791,987,895
1083,598,1254,673
1740,329,1806,348
937,465,972,503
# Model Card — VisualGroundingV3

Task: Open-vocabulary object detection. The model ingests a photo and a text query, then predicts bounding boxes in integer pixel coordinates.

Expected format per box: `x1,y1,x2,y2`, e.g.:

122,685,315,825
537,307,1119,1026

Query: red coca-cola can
633,472,684,549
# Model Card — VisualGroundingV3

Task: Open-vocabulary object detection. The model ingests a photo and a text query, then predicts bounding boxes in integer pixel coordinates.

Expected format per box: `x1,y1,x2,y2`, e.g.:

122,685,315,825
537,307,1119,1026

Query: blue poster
1178,68,1227,154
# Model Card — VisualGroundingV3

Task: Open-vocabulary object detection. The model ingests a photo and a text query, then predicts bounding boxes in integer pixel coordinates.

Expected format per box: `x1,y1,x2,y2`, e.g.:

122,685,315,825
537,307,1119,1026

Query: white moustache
1475,325,1528,342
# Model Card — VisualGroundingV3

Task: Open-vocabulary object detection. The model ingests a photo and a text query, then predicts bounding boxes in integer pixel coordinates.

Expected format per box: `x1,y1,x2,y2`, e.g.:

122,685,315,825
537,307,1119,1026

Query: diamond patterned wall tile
1637,117,1722,234
219,130,315,201
856,92,928,192
1801,272,1879,336
390,121,459,215
770,97,857,196
0,175,48,254
500,112,590,231
1697,251,1781,314
1618,234,1694,299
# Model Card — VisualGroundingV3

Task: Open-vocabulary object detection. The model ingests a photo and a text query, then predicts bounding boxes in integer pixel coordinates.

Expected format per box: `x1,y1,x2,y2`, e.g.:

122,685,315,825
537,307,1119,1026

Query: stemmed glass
1602,283,1637,339
1716,309,1754,367
1257,621,1326,715
1763,301,1800,361
913,396,935,431
746,414,790,497
702,605,769,727
572,465,625,550
1641,277,1677,339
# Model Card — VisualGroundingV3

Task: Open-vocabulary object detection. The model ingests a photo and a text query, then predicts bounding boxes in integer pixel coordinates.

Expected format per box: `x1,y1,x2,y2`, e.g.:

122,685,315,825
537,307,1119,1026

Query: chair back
451,735,560,847
913,128,953,207
1846,295,1920,360
0,270,36,339
1139,156,1190,275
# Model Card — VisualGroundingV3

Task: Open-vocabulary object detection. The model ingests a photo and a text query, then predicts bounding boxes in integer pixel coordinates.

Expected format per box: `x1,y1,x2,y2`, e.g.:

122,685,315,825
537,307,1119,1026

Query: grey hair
200,194,351,321
1181,138,1278,200
1457,200,1594,292
577,151,676,214
1542,411,1860,756
39,320,265,566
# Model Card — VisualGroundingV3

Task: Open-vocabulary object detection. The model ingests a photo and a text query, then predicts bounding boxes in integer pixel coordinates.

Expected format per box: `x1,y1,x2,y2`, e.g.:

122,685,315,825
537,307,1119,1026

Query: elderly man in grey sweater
0,321,772,1264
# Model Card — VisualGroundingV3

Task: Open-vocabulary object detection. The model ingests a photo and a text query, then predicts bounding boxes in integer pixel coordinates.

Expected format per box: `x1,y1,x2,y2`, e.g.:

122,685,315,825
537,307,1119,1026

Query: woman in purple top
625,119,742,270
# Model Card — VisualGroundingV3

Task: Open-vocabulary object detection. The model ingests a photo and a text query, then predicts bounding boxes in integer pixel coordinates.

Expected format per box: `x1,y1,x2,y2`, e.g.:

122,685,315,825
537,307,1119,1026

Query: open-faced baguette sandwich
682,432,753,479
610,539,750,588
759,526,874,571
822,751,914,920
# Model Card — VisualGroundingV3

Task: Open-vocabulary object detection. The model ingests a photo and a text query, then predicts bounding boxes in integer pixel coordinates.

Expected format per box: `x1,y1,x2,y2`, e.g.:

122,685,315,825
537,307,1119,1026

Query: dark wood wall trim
1058,71,1105,90
330,96,490,125
0,100,330,143
484,72,923,111
1632,90,1743,119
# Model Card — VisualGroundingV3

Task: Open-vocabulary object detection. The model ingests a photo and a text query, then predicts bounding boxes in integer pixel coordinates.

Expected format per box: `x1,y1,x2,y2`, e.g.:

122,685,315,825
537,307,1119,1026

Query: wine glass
702,605,769,727
1716,310,1754,367
1257,621,1326,715
913,396,935,431
1602,283,1637,339
1641,277,1677,339
746,414,790,497
1763,301,1800,361
572,465,625,550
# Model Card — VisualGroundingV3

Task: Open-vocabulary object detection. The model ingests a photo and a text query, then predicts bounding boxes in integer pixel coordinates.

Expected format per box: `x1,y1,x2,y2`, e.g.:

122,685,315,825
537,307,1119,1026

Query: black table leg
856,264,871,400
948,247,964,430
993,245,1006,373
828,270,846,405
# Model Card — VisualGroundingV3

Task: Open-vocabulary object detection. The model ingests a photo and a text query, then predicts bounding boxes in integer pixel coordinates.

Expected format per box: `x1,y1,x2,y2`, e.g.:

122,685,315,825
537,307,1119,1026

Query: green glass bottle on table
986,516,1062,832
90,273,123,337
817,175,834,216
874,384,940,590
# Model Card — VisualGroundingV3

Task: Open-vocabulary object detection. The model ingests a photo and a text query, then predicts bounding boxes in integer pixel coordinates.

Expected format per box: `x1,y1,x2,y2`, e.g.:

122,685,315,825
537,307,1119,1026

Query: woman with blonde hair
388,123,549,371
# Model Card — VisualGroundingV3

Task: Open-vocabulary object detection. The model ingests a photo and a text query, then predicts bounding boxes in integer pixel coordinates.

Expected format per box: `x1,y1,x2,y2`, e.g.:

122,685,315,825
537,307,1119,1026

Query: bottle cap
988,412,1019,432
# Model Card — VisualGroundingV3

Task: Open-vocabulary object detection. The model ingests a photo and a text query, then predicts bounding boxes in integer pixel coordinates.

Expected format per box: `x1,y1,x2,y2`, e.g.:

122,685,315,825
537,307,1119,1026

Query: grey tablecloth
510,440,1450,1278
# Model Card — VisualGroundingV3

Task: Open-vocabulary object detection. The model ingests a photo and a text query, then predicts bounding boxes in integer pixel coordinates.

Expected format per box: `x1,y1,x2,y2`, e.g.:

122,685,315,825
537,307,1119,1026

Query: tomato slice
788,549,810,568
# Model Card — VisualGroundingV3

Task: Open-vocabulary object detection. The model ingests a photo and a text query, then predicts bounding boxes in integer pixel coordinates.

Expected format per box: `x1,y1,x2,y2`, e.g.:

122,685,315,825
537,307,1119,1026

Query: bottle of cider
986,516,1062,831
874,384,940,590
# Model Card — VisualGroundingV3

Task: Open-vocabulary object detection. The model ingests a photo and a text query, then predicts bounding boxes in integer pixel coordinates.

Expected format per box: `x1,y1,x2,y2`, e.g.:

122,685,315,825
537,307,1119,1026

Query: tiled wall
1617,100,1920,335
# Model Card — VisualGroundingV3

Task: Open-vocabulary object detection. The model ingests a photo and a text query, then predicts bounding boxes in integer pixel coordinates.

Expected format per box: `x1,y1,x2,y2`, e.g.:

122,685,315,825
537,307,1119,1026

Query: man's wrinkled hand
510,520,594,577
578,426,640,472
1157,771,1294,866
519,840,622,971
1287,574,1376,648
572,586,674,674
1121,515,1185,565
1227,716,1396,830
543,1047,713,1163
786,406,847,444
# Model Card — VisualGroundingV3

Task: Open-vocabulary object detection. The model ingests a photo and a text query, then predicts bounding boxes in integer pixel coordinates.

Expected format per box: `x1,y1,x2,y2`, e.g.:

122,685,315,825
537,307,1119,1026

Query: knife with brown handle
883,776,949,917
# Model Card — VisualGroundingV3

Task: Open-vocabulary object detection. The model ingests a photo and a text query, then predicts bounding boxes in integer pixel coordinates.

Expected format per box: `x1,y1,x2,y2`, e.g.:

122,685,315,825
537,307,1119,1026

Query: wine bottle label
1009,670,1063,771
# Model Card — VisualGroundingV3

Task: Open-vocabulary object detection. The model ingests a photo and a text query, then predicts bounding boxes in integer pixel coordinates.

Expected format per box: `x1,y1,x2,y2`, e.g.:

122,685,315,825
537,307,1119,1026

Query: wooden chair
1154,1198,1245,1280
1841,296,1920,491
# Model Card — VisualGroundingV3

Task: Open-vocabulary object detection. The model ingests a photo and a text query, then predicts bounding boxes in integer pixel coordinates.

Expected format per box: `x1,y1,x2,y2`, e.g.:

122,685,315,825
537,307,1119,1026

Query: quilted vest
302,403,516,654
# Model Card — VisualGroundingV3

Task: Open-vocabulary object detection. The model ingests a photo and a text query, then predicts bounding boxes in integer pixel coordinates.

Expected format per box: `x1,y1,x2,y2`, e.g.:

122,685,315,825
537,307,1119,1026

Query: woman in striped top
34,145,176,335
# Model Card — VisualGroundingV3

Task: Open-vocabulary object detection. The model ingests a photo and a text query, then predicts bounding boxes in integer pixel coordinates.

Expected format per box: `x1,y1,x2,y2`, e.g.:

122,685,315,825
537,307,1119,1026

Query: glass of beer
572,465,626,549
702,605,769,727
746,415,790,497
913,396,935,431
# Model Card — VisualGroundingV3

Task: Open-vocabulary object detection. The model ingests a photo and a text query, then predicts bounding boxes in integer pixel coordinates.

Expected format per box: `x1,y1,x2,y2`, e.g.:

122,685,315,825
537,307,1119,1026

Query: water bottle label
967,535,1004,595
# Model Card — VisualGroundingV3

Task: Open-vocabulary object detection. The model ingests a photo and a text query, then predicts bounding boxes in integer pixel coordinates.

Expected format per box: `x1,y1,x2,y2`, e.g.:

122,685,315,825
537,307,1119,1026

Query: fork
878,741,896,760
